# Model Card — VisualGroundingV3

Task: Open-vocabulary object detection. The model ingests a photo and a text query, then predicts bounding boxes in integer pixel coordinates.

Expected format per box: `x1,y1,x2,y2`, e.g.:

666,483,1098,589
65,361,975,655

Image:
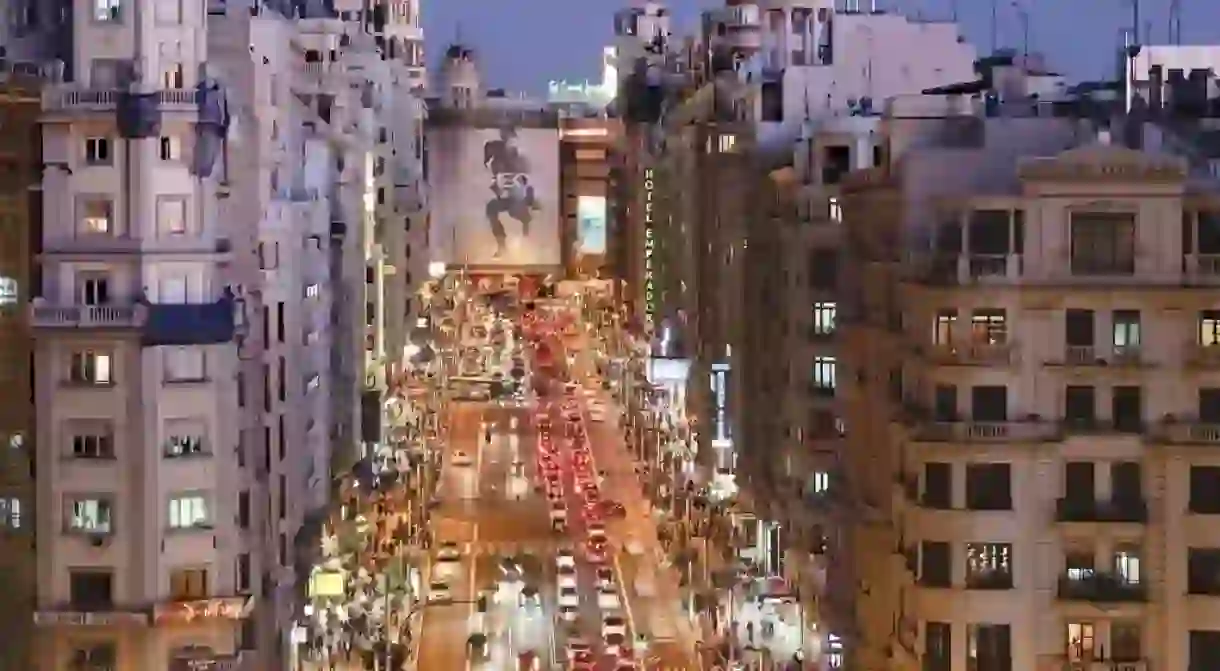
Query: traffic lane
415,600,472,671
616,553,700,671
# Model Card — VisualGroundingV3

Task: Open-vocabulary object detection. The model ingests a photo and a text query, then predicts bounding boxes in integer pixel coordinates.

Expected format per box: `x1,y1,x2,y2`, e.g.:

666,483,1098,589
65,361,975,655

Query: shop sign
170,654,243,671
643,169,655,323
33,610,149,626
153,597,251,625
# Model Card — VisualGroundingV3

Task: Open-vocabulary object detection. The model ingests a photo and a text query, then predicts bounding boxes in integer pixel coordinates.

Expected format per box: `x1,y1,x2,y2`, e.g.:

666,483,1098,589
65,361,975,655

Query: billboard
429,126,560,267
576,195,607,255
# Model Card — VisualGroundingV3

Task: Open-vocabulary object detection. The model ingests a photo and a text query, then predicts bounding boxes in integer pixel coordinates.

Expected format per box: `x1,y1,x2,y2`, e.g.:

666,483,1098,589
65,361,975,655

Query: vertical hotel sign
643,169,655,326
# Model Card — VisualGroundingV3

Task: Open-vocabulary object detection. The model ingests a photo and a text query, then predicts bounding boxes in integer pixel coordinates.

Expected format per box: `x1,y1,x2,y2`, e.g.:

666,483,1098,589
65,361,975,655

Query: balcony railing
925,341,1015,365
1185,343,1220,368
1149,420,1220,445
908,253,1022,285
42,87,197,112
1057,574,1146,602
964,572,1014,590
910,419,1061,443
1053,345,1145,367
1055,497,1148,523
1186,254,1220,283
30,303,146,329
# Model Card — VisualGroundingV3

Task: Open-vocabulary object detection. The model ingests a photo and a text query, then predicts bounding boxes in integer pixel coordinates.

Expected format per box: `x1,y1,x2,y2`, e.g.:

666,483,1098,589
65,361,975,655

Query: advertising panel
576,195,607,255
429,126,561,267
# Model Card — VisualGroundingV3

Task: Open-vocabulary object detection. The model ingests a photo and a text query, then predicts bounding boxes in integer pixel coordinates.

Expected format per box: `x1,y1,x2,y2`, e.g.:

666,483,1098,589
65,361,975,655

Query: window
966,623,1011,671
71,426,114,459
169,568,209,600
159,275,187,303
1070,211,1135,275
1112,310,1141,355
164,419,205,457
69,571,114,610
68,498,113,533
812,302,835,336
78,198,114,235
70,350,113,384
1192,467,1220,515
808,249,838,289
1063,386,1096,427
1066,622,1095,662
155,0,181,23
157,196,188,236
164,347,205,382
805,357,833,396
79,274,110,305
1188,548,1220,595
1111,622,1142,663
810,471,829,494
93,0,121,22
1064,308,1095,348
159,135,182,160
168,495,210,529
717,134,736,153
1200,310,1220,347
237,491,250,529
1191,630,1220,671
965,543,1013,589
924,622,951,671
1111,386,1143,432
0,276,16,305
9,432,23,450
305,283,320,298
970,386,1008,422
1114,546,1141,585
828,196,842,223
919,541,951,587
933,309,957,345
922,462,952,509
85,137,112,165
933,384,958,421
970,309,1007,344
237,553,251,592
71,644,117,669
0,497,21,529
161,62,184,89
965,463,1012,510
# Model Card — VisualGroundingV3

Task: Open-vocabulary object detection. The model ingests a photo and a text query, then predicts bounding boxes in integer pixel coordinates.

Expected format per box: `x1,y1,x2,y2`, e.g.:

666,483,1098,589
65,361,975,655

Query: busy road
412,298,702,670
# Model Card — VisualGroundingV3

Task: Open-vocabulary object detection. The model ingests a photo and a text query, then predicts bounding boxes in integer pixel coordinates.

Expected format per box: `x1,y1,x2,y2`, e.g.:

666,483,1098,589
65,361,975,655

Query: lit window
72,431,114,459
164,420,206,457
168,495,210,529
157,197,188,236
812,471,830,493
970,309,1007,344
305,284,320,298
94,0,121,22
1200,310,1220,347
305,374,321,392
68,498,113,533
70,351,113,385
828,196,842,223
78,199,114,235
812,302,836,335
0,497,21,529
0,276,17,304
718,134,736,153
169,568,209,600
812,356,836,396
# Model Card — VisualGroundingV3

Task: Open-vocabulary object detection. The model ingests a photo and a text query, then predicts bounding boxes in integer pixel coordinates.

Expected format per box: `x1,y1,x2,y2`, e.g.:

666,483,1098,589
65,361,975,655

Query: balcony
30,303,147,329
1185,343,1220,369
1050,345,1146,367
1149,420,1220,446
924,341,1016,366
293,61,346,94
1185,253,1220,284
908,253,1022,285
1055,497,1148,524
33,605,149,627
910,419,1061,443
1056,574,1146,602
42,87,197,114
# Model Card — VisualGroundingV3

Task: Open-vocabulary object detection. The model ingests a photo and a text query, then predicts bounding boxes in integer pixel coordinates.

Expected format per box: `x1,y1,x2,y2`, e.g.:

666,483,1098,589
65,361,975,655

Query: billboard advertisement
576,195,607,255
429,126,560,267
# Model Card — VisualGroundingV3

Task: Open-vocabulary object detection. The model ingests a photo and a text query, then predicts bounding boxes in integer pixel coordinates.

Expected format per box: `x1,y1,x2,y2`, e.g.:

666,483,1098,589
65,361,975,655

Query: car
557,565,578,590
587,524,607,543
589,410,607,422
436,541,462,562
556,550,576,569
603,615,627,638
602,501,627,518
614,660,639,671
583,490,600,507
517,651,541,671
558,586,580,609
566,638,594,662
549,502,567,520
585,543,607,563
604,632,628,657
450,450,473,467
427,580,452,603
519,585,542,610
559,604,579,622
596,567,615,590
597,586,621,611
467,632,490,661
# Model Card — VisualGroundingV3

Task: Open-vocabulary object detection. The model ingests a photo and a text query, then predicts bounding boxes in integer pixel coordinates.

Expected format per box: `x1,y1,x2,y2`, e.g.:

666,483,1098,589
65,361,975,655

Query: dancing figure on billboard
483,126,539,258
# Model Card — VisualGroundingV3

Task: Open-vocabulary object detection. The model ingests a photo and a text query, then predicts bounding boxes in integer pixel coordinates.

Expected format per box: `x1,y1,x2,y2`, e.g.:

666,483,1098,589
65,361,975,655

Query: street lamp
427,261,446,279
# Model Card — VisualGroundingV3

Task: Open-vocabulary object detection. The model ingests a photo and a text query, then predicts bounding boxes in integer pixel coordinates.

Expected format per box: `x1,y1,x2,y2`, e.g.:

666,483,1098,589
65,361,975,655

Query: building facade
23,0,409,667
0,67,43,671
837,69,1220,671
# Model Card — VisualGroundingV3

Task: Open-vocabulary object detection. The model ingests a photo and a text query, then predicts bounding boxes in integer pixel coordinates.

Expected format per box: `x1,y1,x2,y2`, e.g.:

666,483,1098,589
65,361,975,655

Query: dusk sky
423,0,1220,96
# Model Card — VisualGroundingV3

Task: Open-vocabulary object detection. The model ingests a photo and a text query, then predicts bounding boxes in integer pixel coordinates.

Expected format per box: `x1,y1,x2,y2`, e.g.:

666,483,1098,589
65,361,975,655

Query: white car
427,580,452,603
589,411,606,422
597,587,621,611
558,565,578,590
549,503,567,521
586,525,607,545
436,542,462,562
566,639,593,662
595,567,615,590
558,586,580,609
556,549,576,569
602,614,627,638
450,450,474,467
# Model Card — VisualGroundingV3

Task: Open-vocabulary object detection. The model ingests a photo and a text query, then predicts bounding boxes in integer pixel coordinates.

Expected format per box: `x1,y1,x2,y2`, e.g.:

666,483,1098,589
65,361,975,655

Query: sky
422,0,1220,96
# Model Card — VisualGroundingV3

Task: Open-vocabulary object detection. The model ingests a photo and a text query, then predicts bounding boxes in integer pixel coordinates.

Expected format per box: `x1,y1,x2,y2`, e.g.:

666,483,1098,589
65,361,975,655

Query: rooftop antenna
1168,0,1182,44
989,0,998,54
1011,1,1030,62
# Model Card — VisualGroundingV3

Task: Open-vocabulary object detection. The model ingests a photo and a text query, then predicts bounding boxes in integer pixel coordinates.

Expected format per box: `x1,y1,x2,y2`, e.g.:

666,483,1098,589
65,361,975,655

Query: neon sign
643,169,655,324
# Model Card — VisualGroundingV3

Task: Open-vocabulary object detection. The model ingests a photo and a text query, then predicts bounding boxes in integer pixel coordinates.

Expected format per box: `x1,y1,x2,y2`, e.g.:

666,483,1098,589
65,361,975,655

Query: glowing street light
427,261,446,279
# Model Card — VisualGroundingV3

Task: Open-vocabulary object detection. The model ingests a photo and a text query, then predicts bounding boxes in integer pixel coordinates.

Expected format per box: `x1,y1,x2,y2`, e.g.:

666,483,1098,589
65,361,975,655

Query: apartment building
836,73,1220,670
0,67,42,671
23,1,393,668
